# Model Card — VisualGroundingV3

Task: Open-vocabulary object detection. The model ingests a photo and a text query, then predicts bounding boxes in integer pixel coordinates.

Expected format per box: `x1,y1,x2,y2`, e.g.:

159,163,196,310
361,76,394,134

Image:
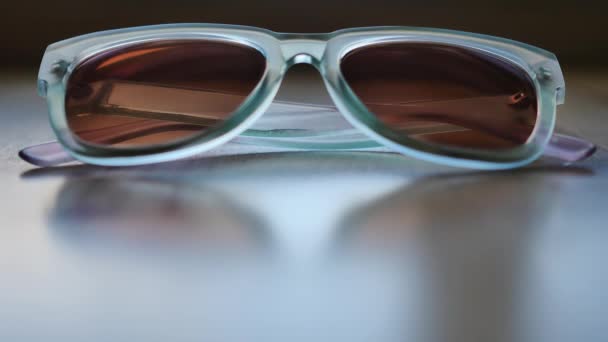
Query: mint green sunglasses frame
25,24,593,169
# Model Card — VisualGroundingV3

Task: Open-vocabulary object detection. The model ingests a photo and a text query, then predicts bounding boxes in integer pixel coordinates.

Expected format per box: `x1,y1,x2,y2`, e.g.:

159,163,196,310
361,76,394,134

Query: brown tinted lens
66,40,266,147
340,43,537,150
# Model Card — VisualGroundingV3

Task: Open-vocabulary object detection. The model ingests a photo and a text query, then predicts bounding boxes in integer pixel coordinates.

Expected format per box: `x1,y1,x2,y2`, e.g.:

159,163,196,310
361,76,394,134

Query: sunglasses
20,24,596,169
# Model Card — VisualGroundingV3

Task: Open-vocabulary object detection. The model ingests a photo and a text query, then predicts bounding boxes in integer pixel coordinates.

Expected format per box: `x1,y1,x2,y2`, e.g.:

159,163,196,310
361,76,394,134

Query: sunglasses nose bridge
280,39,326,68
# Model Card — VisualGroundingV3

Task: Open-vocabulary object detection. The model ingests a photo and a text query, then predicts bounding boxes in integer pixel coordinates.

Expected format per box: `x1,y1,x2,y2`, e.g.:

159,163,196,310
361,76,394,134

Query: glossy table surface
1,68,607,341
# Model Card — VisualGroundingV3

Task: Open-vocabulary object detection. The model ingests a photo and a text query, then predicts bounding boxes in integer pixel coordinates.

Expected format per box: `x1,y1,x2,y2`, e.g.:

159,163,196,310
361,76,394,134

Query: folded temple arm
19,99,596,167
21,77,597,167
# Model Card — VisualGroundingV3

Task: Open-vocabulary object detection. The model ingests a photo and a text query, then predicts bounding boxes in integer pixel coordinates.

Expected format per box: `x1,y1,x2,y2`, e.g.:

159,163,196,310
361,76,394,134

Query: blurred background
2,0,608,69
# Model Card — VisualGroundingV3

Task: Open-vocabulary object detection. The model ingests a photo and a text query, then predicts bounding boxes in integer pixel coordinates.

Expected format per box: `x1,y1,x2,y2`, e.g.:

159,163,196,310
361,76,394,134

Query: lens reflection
340,42,538,150
65,39,266,148
50,177,272,258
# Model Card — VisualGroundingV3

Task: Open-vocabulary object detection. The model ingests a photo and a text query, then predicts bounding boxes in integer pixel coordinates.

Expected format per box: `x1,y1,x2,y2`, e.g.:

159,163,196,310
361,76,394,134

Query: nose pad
279,38,326,69
287,53,316,67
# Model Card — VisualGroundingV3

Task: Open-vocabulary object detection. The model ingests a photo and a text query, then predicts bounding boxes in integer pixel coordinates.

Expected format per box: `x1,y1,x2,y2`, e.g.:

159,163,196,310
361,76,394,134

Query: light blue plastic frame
34,23,570,169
